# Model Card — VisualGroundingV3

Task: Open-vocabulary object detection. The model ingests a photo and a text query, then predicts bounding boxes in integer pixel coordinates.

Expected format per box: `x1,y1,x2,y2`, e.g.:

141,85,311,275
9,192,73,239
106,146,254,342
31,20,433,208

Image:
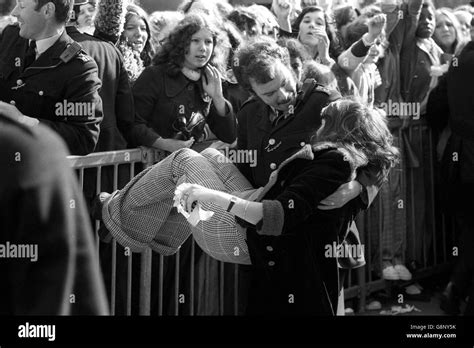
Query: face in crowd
250,61,298,112
454,11,473,42
298,9,326,48
77,3,96,30
416,5,436,39
183,28,214,70
434,13,457,51
11,0,48,40
123,13,149,53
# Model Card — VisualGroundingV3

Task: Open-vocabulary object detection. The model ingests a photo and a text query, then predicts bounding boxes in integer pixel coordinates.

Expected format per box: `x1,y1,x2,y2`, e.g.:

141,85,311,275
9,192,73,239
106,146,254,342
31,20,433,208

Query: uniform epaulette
59,41,83,63
240,95,258,109
314,84,331,95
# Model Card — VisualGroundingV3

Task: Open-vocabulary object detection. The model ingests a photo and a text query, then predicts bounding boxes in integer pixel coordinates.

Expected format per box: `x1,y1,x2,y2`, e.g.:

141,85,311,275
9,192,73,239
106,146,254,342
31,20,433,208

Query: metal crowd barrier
343,121,454,312
68,124,453,315
68,147,240,316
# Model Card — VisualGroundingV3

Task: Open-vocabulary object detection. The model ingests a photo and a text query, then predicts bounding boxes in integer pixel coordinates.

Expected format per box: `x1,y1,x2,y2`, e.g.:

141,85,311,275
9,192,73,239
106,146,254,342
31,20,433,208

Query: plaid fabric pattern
102,148,254,264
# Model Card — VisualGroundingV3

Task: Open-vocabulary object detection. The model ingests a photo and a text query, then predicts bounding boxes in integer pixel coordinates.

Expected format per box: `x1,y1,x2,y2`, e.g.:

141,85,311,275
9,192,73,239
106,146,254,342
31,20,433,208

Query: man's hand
318,180,362,210
0,101,39,126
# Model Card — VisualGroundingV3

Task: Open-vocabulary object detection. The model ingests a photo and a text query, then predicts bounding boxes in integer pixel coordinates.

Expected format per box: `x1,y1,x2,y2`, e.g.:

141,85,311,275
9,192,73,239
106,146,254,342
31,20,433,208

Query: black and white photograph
0,0,473,345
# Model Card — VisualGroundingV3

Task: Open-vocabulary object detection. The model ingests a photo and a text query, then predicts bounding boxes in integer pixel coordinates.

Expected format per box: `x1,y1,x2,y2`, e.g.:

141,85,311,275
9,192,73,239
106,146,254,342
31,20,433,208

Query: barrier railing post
139,248,152,315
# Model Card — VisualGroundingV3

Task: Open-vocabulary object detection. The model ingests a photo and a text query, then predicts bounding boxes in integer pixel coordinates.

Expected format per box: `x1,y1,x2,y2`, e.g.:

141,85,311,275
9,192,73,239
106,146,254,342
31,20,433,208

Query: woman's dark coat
243,145,365,315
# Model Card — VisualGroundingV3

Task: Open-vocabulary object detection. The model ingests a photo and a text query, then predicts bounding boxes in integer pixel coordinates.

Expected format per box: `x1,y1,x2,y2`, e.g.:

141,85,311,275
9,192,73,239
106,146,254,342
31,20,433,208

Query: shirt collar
32,30,64,58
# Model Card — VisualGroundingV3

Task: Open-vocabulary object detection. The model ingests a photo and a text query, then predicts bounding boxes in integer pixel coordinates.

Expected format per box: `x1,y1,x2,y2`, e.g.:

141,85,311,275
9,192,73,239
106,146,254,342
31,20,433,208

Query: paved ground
348,278,455,316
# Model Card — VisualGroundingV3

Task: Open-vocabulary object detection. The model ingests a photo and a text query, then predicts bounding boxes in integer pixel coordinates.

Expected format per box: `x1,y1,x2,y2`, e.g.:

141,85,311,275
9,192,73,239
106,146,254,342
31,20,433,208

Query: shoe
366,300,382,311
440,282,461,315
344,307,354,315
394,264,412,281
405,284,421,295
90,192,111,221
383,266,400,280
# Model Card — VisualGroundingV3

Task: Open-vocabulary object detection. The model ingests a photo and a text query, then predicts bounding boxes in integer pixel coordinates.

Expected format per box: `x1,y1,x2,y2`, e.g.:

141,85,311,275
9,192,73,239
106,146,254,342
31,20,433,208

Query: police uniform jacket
236,82,381,202
0,115,109,315
0,25,103,155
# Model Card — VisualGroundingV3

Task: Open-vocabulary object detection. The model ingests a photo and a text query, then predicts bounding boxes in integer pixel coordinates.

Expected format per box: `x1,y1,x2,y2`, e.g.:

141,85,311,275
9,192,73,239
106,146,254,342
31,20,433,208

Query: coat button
266,245,273,252
38,91,43,96
187,85,194,91
10,100,16,105
269,138,275,145
268,261,275,266
270,163,277,170
413,75,418,79
300,141,306,147
16,79,23,85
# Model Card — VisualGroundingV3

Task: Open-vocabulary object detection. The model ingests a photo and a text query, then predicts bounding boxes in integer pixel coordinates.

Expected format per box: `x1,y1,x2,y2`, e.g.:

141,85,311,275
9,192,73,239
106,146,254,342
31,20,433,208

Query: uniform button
270,163,277,170
9,100,16,105
413,75,418,79
268,261,275,266
300,141,306,147
38,91,43,96
266,245,273,252
16,79,23,85
420,60,425,64
269,138,276,145
187,85,194,91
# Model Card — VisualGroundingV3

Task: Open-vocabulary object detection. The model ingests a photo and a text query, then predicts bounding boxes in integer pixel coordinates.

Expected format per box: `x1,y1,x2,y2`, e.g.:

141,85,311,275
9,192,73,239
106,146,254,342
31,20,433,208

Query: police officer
233,39,379,204
0,0,103,155
233,39,381,315
0,113,109,315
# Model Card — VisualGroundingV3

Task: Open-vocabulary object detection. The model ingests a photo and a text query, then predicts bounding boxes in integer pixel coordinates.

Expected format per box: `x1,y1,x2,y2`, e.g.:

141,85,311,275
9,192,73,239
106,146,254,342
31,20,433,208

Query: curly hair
232,37,291,93
292,6,344,59
153,13,229,76
120,4,154,67
313,98,399,184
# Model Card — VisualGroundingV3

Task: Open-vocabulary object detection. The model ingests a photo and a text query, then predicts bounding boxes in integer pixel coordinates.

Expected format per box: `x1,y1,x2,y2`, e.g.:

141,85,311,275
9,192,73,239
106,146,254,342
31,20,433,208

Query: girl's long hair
292,6,344,59
121,4,154,67
153,13,229,76
313,99,399,184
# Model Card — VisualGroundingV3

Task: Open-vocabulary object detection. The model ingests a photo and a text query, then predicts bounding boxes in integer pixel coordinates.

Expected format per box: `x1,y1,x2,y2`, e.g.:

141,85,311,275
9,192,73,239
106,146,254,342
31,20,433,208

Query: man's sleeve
427,73,450,132
4,125,109,315
38,58,103,155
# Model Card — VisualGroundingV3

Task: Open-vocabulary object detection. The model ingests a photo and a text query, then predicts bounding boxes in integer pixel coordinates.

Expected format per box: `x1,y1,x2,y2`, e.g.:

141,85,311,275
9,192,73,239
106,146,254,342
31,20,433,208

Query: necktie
23,40,37,70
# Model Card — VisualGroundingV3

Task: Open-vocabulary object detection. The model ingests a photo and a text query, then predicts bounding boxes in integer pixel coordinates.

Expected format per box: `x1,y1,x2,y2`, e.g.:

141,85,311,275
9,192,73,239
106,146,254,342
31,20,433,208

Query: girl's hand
202,65,224,102
367,14,387,41
272,0,293,21
314,27,330,62
179,184,218,213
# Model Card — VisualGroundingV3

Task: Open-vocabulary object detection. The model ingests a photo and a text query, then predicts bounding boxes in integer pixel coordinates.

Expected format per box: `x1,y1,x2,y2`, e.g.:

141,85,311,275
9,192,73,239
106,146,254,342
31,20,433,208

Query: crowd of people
0,0,473,316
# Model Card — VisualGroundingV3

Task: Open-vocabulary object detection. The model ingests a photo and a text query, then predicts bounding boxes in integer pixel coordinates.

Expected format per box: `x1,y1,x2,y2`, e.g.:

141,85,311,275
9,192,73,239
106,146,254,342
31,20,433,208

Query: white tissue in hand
173,183,214,227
